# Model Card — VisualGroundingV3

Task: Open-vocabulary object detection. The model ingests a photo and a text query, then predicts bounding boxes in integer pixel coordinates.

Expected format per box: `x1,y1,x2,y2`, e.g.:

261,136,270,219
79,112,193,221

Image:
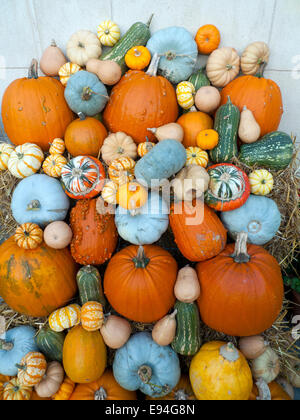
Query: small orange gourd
196,129,219,150
125,46,152,70
195,24,221,55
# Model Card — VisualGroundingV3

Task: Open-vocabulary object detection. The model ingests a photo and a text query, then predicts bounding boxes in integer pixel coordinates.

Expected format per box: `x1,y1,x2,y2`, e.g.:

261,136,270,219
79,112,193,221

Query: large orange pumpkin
70,370,137,400
63,326,107,384
103,54,178,144
0,237,77,317
65,114,108,157
70,198,118,266
196,232,284,337
104,245,177,323
1,59,74,151
169,200,227,262
220,74,283,137
249,381,292,401
177,111,213,147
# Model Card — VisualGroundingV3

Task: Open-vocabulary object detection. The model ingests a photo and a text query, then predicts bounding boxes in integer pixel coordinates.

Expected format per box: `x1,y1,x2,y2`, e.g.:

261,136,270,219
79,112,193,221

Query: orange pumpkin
249,381,292,401
104,245,177,323
1,59,74,151
0,237,77,317
65,114,108,157
103,54,178,144
52,377,75,400
177,111,213,147
70,198,118,266
169,200,227,262
195,24,221,55
196,232,284,337
147,375,196,400
220,74,283,137
63,325,107,384
70,370,137,400
125,46,152,70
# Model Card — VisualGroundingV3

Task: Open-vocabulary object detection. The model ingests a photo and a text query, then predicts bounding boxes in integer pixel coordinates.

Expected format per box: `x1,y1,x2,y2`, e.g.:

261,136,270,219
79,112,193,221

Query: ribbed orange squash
52,377,75,400
70,370,137,400
0,237,77,317
70,198,118,266
63,326,107,384
177,111,213,147
169,200,227,262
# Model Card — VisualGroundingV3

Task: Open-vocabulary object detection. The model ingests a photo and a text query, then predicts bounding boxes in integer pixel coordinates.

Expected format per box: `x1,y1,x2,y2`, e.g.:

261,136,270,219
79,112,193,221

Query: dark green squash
188,67,210,91
76,265,106,306
210,95,240,163
172,301,202,356
36,326,65,362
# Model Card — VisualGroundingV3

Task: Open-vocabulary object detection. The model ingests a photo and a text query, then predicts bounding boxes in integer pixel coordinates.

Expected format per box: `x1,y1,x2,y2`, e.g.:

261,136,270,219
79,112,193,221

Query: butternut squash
152,310,177,346
174,266,200,303
147,123,184,143
238,106,261,143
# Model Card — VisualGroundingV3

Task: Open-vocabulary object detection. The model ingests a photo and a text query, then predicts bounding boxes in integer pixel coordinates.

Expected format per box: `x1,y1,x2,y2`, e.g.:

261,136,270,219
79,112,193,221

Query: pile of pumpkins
0,17,298,401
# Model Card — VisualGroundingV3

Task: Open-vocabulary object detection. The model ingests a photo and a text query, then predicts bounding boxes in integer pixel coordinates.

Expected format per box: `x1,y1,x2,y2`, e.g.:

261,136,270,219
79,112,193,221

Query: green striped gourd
188,67,210,91
76,265,106,307
36,326,65,362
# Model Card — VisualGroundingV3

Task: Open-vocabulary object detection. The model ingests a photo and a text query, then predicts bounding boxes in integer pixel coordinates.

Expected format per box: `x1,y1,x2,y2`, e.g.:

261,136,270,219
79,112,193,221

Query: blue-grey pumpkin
11,174,70,227
64,70,108,116
115,192,169,245
147,27,198,84
113,332,181,398
220,195,281,245
0,326,38,376
135,139,186,187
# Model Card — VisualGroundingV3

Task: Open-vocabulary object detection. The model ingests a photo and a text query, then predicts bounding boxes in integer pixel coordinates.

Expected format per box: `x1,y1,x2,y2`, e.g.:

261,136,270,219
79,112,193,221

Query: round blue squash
11,174,70,227
147,27,198,84
115,192,169,245
220,195,281,245
135,139,186,187
64,70,108,116
0,326,38,376
113,332,181,398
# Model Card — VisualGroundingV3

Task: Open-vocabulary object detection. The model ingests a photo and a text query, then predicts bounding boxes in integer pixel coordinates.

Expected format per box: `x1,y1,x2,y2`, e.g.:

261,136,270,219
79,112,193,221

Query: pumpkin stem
231,232,251,263
147,128,156,135
174,389,189,400
255,379,272,401
28,59,39,80
0,339,13,351
255,62,267,78
220,342,240,362
81,87,109,102
146,13,154,27
51,39,57,47
94,387,107,400
189,106,197,113
26,200,41,211
226,95,232,105
78,112,86,121
170,309,178,319
138,365,152,384
146,53,160,77
133,246,150,268
15,363,26,371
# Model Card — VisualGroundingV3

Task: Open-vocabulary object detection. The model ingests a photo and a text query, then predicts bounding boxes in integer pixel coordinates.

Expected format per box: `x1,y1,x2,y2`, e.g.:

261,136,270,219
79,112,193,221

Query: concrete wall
0,0,300,146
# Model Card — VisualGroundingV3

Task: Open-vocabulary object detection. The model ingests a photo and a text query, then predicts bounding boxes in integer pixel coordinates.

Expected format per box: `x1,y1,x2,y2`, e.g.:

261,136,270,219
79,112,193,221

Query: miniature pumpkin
238,106,261,143
52,377,75,400
49,304,81,333
108,156,136,185
1,59,74,151
42,154,68,178
101,132,137,165
43,221,73,250
251,347,280,384
190,341,253,400
14,223,43,250
49,138,65,155
249,379,292,401
97,20,121,47
249,169,274,195
194,86,221,113
176,81,195,110
67,30,102,66
125,46,152,70
147,375,196,400
241,42,270,76
70,370,137,400
196,129,219,150
186,146,209,167
0,143,14,170
86,59,122,86
58,62,82,86
169,200,227,262
239,336,268,360
195,24,221,55
101,180,118,205
137,140,155,157
81,302,104,332
196,232,284,337
100,315,132,350
116,181,148,211
70,198,118,266
61,156,105,200
17,352,47,387
63,325,107,384
104,245,177,323
2,378,32,401
65,113,108,157
40,40,67,77
147,123,184,143
172,165,210,202
177,110,213,147
8,143,44,179
206,47,240,87
34,361,64,398
174,266,200,303
152,310,177,347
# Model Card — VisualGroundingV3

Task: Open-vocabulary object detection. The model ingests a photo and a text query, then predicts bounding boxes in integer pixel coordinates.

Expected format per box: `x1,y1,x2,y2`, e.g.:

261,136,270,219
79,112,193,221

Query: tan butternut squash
174,266,200,303
100,315,132,349
238,106,261,143
40,40,67,77
86,59,122,86
152,310,177,346
147,123,184,143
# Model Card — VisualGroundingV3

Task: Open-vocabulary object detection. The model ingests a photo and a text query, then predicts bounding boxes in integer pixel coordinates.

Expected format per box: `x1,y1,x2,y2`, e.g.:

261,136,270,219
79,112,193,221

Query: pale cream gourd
174,266,200,303
100,315,132,349
67,30,102,67
101,132,137,165
241,41,270,75
206,47,240,87
8,143,44,179
194,86,221,113
34,362,64,398
172,165,210,202
86,59,122,86
40,40,67,77
147,123,184,143
251,347,280,384
43,221,73,250
238,106,261,143
0,143,14,171
287,361,300,388
152,310,177,346
239,336,269,360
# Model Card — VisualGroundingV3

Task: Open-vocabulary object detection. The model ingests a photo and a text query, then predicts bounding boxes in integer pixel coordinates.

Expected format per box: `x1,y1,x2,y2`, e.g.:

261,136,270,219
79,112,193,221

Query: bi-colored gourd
195,24,221,55
8,143,44,179
125,46,152,70
100,315,132,350
81,302,104,332
174,266,200,303
76,265,106,307
206,47,240,87
40,40,67,77
186,147,209,168
109,156,136,185
0,143,14,170
241,42,270,75
238,106,261,143
147,123,184,143
117,181,148,211
137,140,155,157
176,81,195,110
14,223,43,250
101,132,137,165
42,154,68,178
251,347,280,384
152,310,177,347
2,378,32,401
58,62,82,86
172,165,210,202
194,86,221,113
34,361,64,398
249,169,274,195
67,30,102,66
86,59,122,85
17,352,47,387
239,336,269,360
101,180,119,205
188,68,210,91
36,326,65,363
49,304,81,333
97,20,121,47
43,221,73,250
49,138,65,155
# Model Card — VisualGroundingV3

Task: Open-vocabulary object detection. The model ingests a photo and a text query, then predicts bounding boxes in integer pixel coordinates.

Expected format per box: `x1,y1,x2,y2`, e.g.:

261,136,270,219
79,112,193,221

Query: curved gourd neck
133,246,150,268
231,232,251,263
146,53,160,77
